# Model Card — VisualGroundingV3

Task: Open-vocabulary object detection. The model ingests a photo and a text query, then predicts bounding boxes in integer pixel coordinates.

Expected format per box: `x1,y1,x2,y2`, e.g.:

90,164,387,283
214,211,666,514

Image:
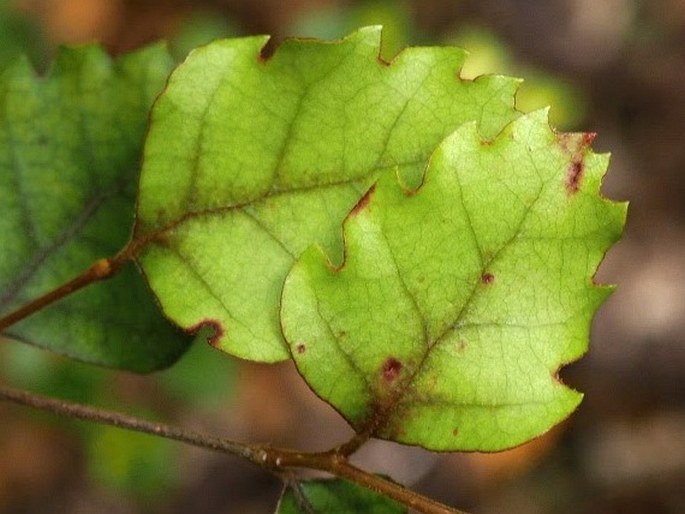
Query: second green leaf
281,111,626,451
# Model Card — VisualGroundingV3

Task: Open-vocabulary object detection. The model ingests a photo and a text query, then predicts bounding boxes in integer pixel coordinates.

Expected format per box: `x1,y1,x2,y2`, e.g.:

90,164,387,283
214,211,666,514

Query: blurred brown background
0,1,684,513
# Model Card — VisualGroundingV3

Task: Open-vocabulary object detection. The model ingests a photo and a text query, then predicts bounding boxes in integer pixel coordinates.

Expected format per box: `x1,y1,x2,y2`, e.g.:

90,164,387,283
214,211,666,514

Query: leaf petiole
0,242,137,332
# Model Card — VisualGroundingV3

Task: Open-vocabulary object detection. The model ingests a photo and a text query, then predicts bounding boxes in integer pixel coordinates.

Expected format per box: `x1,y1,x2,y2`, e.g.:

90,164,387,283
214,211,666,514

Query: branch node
90,258,112,278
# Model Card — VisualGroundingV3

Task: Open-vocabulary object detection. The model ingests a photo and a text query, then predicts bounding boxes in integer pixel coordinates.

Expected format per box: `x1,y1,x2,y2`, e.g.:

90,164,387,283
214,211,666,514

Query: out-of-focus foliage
169,10,239,61
0,0,47,71
0,336,236,504
86,421,179,500
449,26,587,130
287,0,413,59
158,336,237,411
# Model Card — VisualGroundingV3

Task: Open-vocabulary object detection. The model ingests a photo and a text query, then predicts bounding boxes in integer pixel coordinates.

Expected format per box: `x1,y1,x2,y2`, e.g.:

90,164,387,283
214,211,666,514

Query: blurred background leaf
0,43,191,371
168,10,239,60
287,0,414,59
448,25,587,129
0,0,47,71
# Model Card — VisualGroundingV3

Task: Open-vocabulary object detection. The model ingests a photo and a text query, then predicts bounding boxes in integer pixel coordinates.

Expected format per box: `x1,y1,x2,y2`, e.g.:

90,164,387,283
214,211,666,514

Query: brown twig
0,384,468,514
0,241,140,332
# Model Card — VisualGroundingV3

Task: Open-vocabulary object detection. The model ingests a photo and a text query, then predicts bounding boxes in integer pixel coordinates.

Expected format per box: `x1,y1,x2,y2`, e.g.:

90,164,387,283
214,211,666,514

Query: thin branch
0,240,140,332
270,450,468,514
0,384,262,463
0,384,469,514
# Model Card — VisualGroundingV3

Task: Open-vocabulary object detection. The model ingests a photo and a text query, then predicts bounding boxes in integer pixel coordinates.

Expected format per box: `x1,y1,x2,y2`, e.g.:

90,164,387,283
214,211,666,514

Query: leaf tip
256,35,276,62
350,25,383,49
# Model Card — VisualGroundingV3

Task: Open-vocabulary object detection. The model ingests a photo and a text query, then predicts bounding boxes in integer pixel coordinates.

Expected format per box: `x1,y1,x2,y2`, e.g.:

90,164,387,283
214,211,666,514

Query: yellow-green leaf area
281,110,627,451
136,26,521,362
0,44,190,371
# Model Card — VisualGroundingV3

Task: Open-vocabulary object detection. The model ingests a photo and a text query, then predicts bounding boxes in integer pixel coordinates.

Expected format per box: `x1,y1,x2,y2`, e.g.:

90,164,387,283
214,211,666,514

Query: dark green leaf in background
0,44,191,371
0,0,47,72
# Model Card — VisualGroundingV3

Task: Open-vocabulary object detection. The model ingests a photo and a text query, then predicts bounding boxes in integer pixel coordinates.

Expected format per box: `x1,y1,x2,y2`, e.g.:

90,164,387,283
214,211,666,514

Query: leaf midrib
135,159,424,243
358,171,550,436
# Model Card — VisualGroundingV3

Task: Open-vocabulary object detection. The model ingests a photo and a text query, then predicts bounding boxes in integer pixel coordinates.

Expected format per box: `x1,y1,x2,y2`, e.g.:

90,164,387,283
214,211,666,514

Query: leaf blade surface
281,110,627,450
136,27,521,361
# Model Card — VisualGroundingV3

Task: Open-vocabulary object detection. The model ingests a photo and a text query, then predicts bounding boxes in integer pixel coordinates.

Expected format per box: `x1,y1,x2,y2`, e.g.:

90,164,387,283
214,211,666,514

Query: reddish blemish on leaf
566,160,584,194
558,131,595,195
187,319,224,346
557,132,595,153
455,340,467,353
350,184,376,216
296,343,307,354
381,357,403,381
481,272,495,284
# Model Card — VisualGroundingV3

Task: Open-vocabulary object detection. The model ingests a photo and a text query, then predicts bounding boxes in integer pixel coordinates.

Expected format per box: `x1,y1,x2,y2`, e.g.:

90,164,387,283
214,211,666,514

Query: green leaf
281,110,627,451
0,0,47,72
0,44,191,371
136,26,520,362
277,479,406,514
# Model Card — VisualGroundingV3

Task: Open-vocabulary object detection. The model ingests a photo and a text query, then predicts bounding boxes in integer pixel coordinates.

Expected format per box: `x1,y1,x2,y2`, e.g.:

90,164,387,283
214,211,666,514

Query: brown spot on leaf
455,340,468,353
481,272,495,284
381,357,403,382
566,160,584,194
350,185,376,216
452,428,459,436
295,343,307,354
187,319,224,347
558,131,595,195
